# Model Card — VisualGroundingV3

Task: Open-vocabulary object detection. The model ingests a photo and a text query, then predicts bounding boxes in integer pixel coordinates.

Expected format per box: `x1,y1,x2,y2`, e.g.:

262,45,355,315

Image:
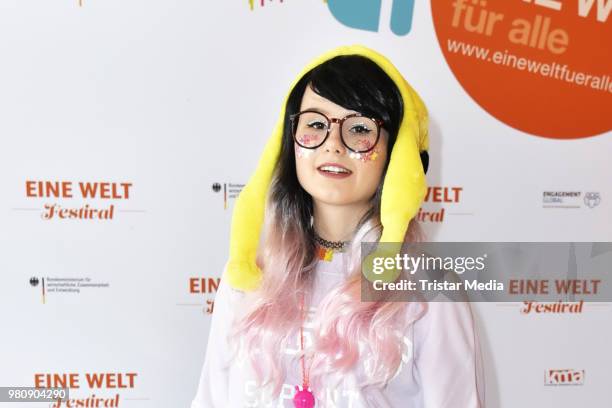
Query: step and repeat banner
0,1,610,407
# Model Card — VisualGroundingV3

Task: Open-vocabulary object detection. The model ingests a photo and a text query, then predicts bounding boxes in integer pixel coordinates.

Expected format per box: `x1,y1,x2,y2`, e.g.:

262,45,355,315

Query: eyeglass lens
293,111,379,153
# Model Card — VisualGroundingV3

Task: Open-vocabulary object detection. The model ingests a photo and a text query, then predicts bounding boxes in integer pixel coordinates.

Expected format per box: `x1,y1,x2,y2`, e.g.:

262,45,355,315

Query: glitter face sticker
295,134,318,158
295,144,314,158
298,134,318,147
348,139,380,162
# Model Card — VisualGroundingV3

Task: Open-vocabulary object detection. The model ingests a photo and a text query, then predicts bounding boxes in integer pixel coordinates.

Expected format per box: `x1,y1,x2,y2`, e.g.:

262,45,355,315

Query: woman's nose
324,123,345,152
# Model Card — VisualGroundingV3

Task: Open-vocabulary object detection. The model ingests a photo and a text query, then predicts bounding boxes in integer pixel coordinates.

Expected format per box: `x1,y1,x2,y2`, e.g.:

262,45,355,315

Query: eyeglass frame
289,109,385,154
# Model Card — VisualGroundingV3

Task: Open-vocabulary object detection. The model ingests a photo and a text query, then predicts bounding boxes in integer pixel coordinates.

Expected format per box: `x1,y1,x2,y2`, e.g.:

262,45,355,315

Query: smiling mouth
317,165,352,175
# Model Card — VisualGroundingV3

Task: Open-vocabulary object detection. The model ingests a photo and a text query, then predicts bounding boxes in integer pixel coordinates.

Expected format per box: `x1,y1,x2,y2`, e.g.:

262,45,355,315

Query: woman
191,45,484,407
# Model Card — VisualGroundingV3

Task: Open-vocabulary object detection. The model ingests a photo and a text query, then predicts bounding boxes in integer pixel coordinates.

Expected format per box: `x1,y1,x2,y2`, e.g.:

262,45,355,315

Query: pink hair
227,194,428,399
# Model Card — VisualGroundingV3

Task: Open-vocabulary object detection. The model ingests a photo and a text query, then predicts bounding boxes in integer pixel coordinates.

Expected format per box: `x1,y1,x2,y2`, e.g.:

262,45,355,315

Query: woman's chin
311,193,358,207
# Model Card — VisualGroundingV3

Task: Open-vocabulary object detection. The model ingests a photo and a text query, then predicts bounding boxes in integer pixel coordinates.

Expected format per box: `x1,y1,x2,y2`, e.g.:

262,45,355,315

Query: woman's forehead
299,86,358,117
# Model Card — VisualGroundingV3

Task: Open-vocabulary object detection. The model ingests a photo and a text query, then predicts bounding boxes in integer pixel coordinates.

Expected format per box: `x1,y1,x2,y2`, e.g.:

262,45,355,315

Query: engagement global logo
431,0,612,139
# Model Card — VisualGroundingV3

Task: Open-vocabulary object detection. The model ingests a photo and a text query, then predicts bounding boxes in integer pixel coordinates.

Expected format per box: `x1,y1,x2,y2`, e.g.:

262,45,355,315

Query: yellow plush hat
227,44,429,291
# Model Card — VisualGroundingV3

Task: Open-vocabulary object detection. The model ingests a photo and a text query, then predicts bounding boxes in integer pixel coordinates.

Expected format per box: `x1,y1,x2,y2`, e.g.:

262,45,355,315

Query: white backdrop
1,1,610,407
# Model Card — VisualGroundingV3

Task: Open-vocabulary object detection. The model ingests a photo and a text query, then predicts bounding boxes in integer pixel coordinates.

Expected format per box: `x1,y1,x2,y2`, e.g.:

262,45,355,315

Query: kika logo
21,180,136,221
249,0,417,36
544,369,585,386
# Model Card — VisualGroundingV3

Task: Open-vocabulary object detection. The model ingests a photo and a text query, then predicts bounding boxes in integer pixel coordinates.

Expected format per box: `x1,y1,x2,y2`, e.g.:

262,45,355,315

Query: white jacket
191,251,485,407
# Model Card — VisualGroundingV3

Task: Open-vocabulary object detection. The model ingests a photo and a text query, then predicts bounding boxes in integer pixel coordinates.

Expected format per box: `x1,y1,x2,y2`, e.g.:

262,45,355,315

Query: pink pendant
293,385,315,408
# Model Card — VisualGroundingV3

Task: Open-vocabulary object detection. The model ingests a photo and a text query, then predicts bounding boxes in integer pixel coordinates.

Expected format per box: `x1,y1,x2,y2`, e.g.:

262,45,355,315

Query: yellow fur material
226,44,429,291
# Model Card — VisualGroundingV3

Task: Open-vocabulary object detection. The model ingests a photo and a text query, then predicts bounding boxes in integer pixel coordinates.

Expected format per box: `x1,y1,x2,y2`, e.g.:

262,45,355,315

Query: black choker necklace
314,231,348,252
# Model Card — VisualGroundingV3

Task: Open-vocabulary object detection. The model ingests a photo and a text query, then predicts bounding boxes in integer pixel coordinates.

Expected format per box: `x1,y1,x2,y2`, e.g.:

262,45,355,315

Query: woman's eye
307,121,326,130
350,124,371,134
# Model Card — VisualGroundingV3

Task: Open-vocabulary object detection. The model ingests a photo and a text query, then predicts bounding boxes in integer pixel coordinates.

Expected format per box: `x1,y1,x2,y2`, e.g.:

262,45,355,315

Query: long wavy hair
228,55,427,399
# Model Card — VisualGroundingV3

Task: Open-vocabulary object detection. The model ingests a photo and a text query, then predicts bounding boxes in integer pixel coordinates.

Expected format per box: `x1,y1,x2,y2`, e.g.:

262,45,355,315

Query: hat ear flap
377,72,429,246
378,110,427,245
224,47,348,292
225,110,286,291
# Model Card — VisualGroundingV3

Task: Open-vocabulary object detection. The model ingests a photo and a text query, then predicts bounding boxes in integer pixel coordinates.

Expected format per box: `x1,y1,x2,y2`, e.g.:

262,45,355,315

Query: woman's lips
316,162,352,179
317,168,352,179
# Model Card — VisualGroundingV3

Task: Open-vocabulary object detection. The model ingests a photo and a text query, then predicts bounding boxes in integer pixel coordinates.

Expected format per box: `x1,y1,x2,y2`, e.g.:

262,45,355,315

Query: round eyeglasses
289,110,385,153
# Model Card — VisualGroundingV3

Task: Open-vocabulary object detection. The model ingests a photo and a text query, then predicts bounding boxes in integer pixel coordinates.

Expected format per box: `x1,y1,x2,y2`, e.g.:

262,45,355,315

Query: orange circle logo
431,0,611,139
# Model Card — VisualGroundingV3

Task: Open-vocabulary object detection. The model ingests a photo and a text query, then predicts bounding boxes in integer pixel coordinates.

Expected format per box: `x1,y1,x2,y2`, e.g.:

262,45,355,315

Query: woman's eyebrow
301,106,328,113
302,106,359,116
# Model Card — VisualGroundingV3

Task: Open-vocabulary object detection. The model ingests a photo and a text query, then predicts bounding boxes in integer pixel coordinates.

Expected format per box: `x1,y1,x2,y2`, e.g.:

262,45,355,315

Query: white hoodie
191,250,485,407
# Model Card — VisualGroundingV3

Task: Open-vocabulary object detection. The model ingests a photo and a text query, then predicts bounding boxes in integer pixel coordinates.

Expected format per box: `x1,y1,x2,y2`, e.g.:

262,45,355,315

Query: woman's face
294,85,389,207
